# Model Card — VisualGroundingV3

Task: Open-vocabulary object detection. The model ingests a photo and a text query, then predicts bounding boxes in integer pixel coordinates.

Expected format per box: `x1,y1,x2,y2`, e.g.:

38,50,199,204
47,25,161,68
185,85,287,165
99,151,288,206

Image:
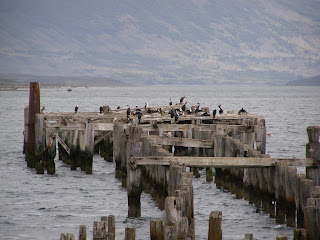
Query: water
0,85,319,239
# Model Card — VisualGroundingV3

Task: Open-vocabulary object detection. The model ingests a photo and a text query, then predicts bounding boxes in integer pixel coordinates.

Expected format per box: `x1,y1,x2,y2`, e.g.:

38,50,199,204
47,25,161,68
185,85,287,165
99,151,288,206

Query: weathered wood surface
147,135,214,148
129,156,316,168
55,134,70,155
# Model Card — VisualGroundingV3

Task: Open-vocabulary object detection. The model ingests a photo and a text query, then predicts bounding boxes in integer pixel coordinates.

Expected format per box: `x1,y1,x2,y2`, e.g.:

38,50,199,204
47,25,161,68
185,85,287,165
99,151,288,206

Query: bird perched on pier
137,111,142,123
170,107,174,118
238,108,247,115
175,110,179,122
212,109,217,118
41,106,45,112
169,98,173,106
117,106,120,109
182,102,187,111
202,112,210,116
99,106,103,114
218,105,223,114
74,106,78,113
195,103,201,114
144,102,148,110
180,96,185,103
127,105,131,117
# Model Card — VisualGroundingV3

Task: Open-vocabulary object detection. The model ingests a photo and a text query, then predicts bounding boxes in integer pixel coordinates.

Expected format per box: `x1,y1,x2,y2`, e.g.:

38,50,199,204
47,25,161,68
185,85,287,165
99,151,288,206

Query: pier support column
306,126,320,185
26,82,41,168
127,165,142,217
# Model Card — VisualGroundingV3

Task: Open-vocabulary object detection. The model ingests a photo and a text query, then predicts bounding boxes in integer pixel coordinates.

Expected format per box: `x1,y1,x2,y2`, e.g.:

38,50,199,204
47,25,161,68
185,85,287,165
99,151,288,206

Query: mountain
1,0,320,85
286,75,320,86
0,74,128,89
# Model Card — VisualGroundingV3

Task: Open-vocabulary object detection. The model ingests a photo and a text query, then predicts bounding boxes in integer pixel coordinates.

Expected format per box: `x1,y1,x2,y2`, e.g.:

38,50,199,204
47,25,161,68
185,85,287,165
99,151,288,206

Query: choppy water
0,85,319,239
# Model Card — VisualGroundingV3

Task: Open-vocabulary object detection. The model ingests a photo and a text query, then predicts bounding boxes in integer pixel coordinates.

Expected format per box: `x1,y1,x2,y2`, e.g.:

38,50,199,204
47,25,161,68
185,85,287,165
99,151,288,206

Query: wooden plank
147,135,214,148
55,134,70,155
94,131,112,145
129,157,317,168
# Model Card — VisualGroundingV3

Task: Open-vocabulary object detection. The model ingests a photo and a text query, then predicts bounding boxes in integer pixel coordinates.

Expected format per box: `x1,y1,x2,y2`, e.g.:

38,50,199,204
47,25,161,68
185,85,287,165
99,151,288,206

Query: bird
99,106,103,113
137,111,142,123
238,107,247,114
41,106,45,112
117,106,120,109
170,108,174,118
212,109,217,118
74,106,78,113
218,105,223,114
195,103,201,113
126,117,131,124
174,110,179,122
144,102,148,110
180,96,185,103
169,98,173,106
127,105,131,117
202,112,210,116
182,102,187,111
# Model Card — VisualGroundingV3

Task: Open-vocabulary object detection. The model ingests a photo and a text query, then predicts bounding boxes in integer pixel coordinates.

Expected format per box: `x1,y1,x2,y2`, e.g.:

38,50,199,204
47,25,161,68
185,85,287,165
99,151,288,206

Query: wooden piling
293,229,306,240
244,233,253,240
150,219,164,240
108,215,115,240
125,227,136,240
79,225,86,240
208,211,222,240
276,236,288,240
127,165,142,217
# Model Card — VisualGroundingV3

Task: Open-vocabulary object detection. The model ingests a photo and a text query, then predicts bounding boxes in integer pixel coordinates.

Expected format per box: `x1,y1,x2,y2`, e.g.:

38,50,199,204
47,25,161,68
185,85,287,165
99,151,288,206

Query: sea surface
0,85,319,240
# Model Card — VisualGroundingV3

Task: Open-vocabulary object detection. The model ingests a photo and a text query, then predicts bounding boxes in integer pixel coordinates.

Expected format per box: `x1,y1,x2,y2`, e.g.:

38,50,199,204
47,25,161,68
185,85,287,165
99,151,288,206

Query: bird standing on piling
99,106,103,113
218,105,223,114
175,110,179,122
212,109,217,118
127,105,131,117
169,98,173,106
137,111,142,123
170,108,174,118
195,103,201,113
144,102,148,110
182,102,187,111
238,108,247,114
75,106,78,113
180,96,185,103
41,106,45,112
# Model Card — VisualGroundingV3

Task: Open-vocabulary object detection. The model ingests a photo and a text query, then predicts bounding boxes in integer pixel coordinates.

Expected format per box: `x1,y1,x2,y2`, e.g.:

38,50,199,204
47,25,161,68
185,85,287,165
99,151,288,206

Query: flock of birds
70,96,247,124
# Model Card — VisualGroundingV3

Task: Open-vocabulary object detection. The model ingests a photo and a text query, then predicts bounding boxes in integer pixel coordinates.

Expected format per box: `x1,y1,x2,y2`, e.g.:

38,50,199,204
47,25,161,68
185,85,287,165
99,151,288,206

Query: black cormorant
218,105,223,114
180,96,185,103
175,110,179,122
170,108,174,118
127,105,131,117
117,106,120,109
195,103,201,113
212,109,217,118
182,102,187,111
238,108,247,114
137,111,142,123
99,106,103,113
75,106,78,113
169,98,173,106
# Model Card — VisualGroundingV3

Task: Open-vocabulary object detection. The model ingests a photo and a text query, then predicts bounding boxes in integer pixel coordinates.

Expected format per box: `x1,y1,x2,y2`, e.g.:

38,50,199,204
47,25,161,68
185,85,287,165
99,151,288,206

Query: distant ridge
0,73,129,88
285,75,320,86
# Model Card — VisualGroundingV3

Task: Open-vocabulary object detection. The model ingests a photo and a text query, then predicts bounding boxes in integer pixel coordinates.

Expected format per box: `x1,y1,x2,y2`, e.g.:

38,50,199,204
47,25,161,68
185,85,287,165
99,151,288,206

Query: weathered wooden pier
24,82,319,239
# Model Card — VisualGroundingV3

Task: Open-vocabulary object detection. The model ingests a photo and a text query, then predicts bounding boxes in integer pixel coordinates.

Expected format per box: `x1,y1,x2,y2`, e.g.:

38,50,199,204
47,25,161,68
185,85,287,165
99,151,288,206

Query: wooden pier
23,82,320,240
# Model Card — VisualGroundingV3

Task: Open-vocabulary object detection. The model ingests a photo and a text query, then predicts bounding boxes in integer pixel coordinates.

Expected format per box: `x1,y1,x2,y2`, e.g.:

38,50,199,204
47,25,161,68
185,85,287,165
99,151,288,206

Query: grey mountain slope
286,75,320,86
0,0,320,85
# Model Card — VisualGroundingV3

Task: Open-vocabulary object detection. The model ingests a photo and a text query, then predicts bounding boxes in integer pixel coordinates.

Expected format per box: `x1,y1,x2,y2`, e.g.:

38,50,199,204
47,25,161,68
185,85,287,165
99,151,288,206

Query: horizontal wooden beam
129,156,317,169
94,131,112,145
147,135,214,148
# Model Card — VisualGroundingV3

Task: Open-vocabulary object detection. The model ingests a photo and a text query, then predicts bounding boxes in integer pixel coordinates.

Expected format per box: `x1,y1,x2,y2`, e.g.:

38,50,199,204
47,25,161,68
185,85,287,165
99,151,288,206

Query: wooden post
276,236,288,240
26,82,41,168
79,225,86,240
93,221,106,240
206,167,213,182
150,219,164,240
208,211,222,240
108,215,115,240
125,227,136,240
23,106,29,154
293,229,306,240
244,233,253,240
60,233,75,240
127,165,142,217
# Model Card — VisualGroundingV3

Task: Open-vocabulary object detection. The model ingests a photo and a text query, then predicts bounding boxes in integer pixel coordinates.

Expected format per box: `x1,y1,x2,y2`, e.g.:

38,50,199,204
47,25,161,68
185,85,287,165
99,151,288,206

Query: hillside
286,75,320,86
0,74,128,90
1,0,320,85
